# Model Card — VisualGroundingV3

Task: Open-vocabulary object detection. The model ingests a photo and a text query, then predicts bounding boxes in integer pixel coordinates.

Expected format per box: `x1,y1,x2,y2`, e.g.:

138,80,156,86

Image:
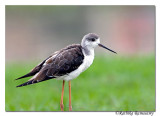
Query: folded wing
16,44,84,87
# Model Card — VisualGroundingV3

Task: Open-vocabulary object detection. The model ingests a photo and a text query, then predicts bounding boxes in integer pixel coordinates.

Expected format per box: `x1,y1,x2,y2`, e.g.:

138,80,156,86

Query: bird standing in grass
16,33,117,111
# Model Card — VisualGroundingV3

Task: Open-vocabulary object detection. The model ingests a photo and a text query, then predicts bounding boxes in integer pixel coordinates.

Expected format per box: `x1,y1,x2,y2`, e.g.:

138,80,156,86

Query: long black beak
98,43,117,54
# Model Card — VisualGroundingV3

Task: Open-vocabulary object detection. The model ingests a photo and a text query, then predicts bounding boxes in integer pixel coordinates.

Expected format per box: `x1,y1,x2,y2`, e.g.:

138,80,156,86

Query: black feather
46,45,84,77
15,58,48,80
16,76,55,87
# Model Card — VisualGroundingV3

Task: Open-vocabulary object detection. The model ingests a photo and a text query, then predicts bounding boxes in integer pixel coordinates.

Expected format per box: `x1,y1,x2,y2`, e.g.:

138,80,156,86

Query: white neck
81,37,95,56
82,46,94,56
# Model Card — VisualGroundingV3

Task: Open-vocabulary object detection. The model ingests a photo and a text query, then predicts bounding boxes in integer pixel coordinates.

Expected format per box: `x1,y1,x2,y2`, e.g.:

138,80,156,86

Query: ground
5,55,155,111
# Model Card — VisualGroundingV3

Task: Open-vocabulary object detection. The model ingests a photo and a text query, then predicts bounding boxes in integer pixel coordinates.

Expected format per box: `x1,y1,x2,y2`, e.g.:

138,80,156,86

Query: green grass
5,55,155,111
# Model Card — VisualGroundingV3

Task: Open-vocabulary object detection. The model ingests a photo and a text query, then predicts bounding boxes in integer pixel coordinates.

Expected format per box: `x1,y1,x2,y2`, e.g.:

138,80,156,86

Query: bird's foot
60,103,64,111
69,105,72,111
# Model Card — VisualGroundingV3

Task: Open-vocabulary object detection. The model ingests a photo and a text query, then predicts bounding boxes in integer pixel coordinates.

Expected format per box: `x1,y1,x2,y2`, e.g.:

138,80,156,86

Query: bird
15,33,117,111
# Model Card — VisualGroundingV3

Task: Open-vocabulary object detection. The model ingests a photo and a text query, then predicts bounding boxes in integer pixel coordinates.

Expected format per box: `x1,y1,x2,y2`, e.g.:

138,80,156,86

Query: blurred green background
5,6,155,111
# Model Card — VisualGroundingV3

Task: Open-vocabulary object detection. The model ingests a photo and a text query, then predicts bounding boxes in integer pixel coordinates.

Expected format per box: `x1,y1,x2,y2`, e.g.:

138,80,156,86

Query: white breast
80,53,94,72
57,49,94,81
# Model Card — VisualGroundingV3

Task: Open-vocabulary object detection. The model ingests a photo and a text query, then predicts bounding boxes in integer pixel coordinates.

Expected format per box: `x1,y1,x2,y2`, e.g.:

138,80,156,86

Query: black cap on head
85,33,99,39
85,33,99,42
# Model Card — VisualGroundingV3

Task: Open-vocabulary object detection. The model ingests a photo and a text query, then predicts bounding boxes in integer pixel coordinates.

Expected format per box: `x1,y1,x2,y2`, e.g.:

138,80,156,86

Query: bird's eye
91,38,95,42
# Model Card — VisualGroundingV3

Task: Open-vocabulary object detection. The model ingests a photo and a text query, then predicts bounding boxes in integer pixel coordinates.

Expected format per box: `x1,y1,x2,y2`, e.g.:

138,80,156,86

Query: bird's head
81,33,117,54
81,33,100,48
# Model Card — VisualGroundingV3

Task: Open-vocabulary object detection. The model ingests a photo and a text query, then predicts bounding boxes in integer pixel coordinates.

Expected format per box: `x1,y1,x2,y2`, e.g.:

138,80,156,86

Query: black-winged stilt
16,33,117,111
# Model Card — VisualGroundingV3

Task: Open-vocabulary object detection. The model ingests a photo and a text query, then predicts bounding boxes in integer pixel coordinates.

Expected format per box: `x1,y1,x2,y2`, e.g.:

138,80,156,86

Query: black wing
15,58,48,80
46,45,84,77
16,44,84,87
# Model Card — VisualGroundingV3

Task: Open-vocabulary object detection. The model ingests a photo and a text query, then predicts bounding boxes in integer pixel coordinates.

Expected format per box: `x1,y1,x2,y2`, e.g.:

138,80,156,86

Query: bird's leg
69,80,72,111
60,80,65,111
